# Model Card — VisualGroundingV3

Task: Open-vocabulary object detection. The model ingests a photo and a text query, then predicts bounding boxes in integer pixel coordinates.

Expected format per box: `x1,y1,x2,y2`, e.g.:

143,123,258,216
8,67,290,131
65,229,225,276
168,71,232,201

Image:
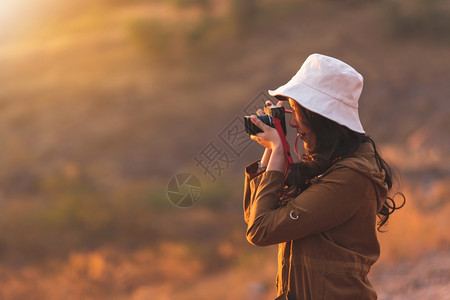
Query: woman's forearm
267,147,287,173
260,148,272,167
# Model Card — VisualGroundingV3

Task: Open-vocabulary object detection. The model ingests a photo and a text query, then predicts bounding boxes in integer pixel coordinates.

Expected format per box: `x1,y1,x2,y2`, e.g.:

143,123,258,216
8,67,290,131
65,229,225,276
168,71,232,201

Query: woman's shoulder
328,143,379,175
316,143,388,196
313,162,370,185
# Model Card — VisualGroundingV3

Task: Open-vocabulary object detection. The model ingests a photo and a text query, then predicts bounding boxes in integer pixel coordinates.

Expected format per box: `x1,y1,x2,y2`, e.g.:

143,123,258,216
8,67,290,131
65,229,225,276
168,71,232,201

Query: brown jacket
243,143,388,299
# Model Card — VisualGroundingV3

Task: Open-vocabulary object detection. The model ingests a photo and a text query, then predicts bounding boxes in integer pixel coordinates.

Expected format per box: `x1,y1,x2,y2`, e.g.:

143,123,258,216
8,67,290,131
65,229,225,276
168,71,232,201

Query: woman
243,54,404,299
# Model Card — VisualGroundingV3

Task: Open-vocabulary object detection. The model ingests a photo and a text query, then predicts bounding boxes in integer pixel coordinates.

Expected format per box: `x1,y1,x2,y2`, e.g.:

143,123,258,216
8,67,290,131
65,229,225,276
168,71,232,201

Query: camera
244,105,287,136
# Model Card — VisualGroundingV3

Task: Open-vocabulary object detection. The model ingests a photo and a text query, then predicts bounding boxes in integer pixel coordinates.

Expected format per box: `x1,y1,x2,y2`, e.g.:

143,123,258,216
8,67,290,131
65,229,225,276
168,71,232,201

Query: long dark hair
281,102,405,231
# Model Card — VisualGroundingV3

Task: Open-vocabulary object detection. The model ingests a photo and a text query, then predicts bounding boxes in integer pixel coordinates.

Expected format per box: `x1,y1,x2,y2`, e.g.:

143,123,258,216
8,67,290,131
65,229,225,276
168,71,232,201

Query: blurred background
0,0,449,299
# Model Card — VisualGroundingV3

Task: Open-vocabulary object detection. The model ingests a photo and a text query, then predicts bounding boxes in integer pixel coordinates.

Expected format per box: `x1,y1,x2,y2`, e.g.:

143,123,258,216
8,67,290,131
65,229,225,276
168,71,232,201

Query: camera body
244,105,287,136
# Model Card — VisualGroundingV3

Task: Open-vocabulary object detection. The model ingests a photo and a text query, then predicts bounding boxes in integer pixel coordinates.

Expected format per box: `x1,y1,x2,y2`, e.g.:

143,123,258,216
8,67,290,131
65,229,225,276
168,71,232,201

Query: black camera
244,105,287,136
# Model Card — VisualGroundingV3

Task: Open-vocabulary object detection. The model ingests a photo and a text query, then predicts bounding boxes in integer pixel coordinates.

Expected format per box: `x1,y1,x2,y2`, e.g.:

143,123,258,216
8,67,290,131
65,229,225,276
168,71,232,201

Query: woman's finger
265,100,274,106
256,109,264,116
250,115,269,131
250,134,260,142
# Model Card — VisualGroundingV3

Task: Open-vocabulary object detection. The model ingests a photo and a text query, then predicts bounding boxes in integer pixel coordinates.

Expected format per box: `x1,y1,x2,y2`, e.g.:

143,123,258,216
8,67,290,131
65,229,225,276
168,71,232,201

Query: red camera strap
273,118,294,166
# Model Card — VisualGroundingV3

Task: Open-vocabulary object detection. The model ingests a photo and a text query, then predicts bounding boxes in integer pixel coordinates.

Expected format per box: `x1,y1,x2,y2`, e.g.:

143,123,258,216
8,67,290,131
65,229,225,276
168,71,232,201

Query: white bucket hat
268,53,365,134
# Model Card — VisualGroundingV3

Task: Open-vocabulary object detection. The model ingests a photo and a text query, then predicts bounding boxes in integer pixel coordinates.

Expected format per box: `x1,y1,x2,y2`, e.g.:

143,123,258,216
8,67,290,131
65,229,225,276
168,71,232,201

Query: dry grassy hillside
0,0,449,299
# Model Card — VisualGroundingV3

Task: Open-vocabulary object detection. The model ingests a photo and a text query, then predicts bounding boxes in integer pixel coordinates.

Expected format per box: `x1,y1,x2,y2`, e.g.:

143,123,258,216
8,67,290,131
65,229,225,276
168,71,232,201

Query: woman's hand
249,116,282,150
250,100,287,173
250,100,285,150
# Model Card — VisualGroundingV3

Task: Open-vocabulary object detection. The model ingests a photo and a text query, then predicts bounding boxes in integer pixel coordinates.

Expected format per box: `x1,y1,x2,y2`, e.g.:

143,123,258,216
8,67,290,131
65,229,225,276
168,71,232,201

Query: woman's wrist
266,146,287,173
260,148,272,167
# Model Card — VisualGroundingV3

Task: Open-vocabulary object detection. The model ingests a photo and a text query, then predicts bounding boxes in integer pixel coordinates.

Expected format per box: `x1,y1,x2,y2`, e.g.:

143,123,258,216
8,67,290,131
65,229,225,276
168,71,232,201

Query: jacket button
289,210,299,220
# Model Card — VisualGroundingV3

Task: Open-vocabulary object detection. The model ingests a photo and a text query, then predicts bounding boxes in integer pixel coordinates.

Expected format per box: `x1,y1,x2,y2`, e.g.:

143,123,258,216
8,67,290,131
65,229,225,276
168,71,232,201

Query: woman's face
288,98,316,153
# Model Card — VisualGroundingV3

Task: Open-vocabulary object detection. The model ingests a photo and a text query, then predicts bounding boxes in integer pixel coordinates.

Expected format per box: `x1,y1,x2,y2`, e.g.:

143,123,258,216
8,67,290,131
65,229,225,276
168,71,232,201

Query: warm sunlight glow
0,0,52,38
0,1,28,27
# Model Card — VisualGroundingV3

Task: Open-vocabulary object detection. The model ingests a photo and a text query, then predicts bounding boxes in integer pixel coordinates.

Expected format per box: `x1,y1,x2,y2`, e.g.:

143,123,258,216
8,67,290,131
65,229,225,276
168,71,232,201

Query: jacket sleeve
245,166,371,246
243,160,269,224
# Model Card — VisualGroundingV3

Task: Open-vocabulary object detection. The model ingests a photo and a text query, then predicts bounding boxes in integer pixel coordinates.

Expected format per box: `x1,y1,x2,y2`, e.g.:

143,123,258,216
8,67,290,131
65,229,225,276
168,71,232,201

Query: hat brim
268,82,365,134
